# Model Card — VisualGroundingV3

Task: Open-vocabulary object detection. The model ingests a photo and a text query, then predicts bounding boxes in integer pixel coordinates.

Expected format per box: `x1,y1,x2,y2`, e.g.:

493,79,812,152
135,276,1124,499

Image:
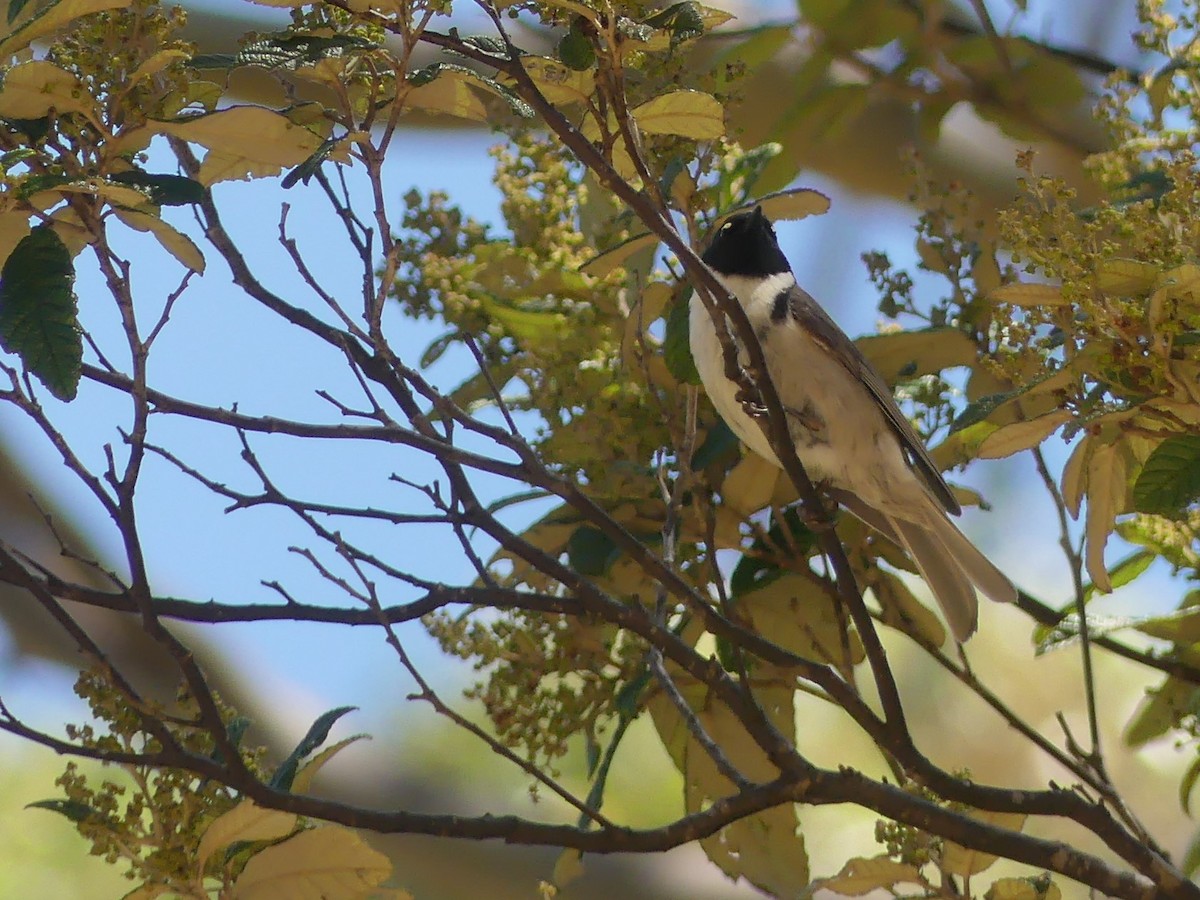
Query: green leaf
109,169,206,206
1133,435,1200,515
188,53,238,69
1181,754,1200,814
951,366,1067,432
237,34,376,71
568,525,618,576
557,20,595,70
0,225,79,401
270,705,357,791
691,419,739,469
26,798,97,822
7,0,32,23
1125,676,1199,747
730,507,815,596
281,136,344,189
1184,827,1200,877
644,1,705,46
663,298,700,385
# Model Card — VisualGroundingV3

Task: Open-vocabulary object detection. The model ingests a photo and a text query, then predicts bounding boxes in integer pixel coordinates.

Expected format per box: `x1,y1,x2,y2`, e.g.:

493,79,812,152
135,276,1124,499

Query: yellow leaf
815,855,923,895
856,327,977,384
232,826,391,900
580,231,657,277
701,804,809,898
148,107,325,185
740,572,865,666
552,849,584,888
197,799,297,872
720,452,779,517
752,187,830,222
0,211,30,271
0,61,95,120
986,876,1062,900
976,409,1071,459
120,886,171,900
127,49,190,84
406,71,489,122
1084,440,1123,593
0,0,130,57
873,572,946,646
1095,258,1159,295
1060,436,1092,519
990,282,1066,307
631,90,724,139
57,180,151,208
114,209,206,273
942,811,1026,876
515,57,594,105
48,205,93,257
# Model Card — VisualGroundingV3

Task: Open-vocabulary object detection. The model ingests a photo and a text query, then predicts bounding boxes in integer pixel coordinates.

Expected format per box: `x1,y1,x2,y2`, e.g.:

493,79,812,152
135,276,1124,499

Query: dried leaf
942,810,1026,876
815,855,923,895
855,327,977,384
719,452,779,517
0,61,94,119
1060,436,1092,519
1084,441,1123,593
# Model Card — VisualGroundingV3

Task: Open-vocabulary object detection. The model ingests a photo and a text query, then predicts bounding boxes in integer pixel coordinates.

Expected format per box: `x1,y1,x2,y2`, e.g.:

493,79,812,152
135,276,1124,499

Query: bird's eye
720,222,732,231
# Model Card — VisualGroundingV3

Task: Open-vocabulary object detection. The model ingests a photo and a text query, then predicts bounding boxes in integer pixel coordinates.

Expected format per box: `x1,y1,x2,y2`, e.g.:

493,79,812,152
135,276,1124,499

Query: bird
689,206,1016,641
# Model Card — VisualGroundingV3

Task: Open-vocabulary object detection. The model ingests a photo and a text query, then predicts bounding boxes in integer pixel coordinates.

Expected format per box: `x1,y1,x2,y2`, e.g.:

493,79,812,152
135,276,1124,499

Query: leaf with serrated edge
990,282,1066,307
814,855,923,895
942,810,1026,876
113,210,206,273
197,799,296,872
976,410,1071,459
632,89,724,139
0,0,129,57
0,61,95,119
406,70,488,122
1084,441,1121,593
515,57,594,105
231,826,391,899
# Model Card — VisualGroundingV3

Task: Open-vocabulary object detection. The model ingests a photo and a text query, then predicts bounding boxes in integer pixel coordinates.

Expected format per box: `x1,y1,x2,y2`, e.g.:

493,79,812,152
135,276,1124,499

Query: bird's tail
829,489,1015,642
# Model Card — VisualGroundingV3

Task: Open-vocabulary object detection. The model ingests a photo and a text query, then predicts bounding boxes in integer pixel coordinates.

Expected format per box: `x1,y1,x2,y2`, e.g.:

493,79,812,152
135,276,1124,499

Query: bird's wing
785,284,962,515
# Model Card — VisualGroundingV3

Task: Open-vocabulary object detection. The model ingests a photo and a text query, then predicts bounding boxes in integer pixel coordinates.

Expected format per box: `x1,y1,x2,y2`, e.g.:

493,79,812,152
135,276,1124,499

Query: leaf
729,507,814,595
719,452,778,517
1125,676,1198,746
292,735,370,795
513,56,594,105
270,705,358,791
1060,436,1092,519
109,170,206,206
0,0,130,57
990,282,1066,307
855,326,977,384
552,848,584,888
197,799,297,872
26,798,96,822
556,22,595,70
281,135,347,189
631,90,724,139
736,187,831,223
952,365,1074,433
127,48,190,84
0,225,79,401
976,410,1071,459
1133,435,1200,515
231,826,391,899
1084,441,1125,593
145,107,326,186
580,230,657,277
237,34,376,70
942,810,1026,876
873,571,947,646
691,419,739,469
567,525,618,576
113,210,206,273
0,61,95,119
738,572,864,666
1096,258,1160,295
814,855,923,895
663,297,700,385
986,876,1062,900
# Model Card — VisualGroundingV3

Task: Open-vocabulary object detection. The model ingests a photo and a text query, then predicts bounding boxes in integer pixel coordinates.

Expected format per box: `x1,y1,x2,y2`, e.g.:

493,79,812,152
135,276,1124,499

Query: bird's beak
750,205,766,226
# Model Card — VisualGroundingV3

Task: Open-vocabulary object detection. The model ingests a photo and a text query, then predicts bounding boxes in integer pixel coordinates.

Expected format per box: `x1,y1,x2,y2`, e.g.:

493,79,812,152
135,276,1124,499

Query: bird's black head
701,206,790,277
